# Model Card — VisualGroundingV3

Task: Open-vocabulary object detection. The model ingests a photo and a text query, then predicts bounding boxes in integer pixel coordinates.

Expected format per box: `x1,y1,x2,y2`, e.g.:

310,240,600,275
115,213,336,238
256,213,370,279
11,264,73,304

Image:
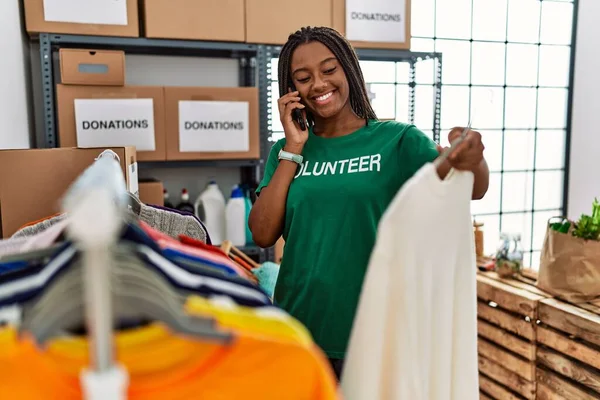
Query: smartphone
289,85,307,131
293,109,307,131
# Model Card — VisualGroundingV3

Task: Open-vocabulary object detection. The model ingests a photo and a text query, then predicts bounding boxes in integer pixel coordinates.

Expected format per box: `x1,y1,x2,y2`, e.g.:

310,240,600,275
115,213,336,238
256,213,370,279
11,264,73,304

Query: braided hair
277,26,377,127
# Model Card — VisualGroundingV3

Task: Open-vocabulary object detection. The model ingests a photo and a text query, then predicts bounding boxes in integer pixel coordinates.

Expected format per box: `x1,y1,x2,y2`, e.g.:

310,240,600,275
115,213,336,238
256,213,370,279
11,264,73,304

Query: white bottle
194,181,226,245
226,185,247,247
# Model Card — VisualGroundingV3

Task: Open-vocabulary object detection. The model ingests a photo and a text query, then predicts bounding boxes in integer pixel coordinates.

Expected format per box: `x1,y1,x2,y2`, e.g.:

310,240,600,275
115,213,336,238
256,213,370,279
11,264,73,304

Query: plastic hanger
433,122,471,169
20,242,233,345
127,192,142,216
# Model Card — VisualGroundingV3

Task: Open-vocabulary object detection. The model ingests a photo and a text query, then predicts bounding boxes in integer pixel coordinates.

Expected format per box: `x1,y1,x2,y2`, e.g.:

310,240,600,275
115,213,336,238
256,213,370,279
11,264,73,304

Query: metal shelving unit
39,33,259,150
36,34,444,264
38,33,270,262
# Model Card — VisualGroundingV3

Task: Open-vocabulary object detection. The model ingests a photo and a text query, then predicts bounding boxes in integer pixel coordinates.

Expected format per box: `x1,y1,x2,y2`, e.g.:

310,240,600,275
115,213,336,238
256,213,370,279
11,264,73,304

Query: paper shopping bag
537,217,600,303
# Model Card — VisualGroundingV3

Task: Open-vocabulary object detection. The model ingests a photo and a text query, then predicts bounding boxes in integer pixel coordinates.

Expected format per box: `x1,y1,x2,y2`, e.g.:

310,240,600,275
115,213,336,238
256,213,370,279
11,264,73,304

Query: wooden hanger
221,240,260,270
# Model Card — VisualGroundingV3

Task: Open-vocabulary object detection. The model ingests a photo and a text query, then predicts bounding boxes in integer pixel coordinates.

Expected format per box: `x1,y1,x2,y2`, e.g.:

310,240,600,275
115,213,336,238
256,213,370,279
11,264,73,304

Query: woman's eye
297,77,310,83
324,67,336,74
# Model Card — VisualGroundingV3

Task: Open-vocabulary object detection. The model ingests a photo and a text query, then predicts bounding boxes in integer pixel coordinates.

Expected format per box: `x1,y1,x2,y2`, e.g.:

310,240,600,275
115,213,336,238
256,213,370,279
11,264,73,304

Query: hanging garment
179,234,227,258
341,163,479,400
145,204,212,244
137,203,208,243
5,221,257,292
0,225,271,310
10,203,209,244
10,213,68,239
17,243,276,344
184,295,312,346
0,218,69,257
14,212,63,231
167,250,258,286
138,221,246,278
0,322,339,400
136,244,268,307
251,261,281,298
0,237,30,257
9,243,304,346
2,218,251,284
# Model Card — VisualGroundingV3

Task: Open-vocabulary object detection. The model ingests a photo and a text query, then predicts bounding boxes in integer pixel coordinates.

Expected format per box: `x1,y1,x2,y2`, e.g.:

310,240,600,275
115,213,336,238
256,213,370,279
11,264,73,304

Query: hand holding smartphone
288,85,307,131
292,109,307,131
277,87,309,150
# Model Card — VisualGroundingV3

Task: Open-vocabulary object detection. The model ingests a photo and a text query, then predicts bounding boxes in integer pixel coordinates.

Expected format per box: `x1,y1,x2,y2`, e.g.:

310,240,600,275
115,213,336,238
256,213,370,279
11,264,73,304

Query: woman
249,26,489,379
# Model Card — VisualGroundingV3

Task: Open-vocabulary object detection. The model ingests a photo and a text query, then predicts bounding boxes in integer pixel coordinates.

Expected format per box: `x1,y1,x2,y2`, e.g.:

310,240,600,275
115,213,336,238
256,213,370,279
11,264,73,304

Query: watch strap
278,149,303,164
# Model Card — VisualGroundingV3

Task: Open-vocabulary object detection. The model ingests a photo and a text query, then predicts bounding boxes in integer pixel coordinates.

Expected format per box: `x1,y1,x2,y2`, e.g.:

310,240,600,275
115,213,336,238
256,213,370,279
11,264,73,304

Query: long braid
277,26,377,127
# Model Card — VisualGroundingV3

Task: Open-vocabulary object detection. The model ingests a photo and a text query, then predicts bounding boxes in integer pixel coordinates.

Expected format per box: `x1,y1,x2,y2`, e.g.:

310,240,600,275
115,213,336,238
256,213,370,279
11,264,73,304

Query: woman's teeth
315,92,333,102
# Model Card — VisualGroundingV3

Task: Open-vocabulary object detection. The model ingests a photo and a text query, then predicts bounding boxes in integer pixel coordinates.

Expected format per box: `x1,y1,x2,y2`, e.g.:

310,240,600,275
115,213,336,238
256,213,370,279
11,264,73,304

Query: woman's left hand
437,127,485,172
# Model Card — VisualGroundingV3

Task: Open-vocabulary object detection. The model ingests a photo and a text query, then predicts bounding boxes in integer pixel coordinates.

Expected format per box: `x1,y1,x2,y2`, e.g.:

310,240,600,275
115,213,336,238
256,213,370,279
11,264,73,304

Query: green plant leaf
573,206,600,241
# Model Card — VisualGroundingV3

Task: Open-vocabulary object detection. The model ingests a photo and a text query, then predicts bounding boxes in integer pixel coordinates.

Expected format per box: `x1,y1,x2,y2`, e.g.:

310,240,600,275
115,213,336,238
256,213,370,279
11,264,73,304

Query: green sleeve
397,125,440,181
255,140,285,196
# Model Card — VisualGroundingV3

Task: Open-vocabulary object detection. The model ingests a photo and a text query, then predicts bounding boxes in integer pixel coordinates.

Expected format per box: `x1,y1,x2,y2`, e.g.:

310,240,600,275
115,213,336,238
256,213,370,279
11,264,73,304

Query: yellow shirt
184,295,313,347
0,321,339,399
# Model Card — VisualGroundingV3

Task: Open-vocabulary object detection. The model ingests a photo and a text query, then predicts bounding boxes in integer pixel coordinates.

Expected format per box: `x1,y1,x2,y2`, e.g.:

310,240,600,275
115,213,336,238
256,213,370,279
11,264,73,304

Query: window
267,0,574,269
413,0,574,268
268,57,439,140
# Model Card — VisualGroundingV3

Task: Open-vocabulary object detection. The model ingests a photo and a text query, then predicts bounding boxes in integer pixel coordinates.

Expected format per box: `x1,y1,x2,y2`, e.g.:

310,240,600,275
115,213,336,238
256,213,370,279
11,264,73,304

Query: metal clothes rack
35,34,444,264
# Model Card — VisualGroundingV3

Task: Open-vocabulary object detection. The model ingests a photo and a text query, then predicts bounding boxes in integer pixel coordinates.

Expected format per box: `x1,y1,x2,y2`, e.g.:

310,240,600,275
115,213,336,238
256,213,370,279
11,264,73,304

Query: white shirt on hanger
341,163,479,400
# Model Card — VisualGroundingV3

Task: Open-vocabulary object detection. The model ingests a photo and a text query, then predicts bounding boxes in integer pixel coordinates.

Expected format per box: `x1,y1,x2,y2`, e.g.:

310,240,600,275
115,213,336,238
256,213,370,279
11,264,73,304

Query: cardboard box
245,0,334,45
60,49,125,86
24,0,139,37
139,180,164,206
332,0,411,49
164,87,260,161
56,84,166,161
143,0,245,42
0,147,137,238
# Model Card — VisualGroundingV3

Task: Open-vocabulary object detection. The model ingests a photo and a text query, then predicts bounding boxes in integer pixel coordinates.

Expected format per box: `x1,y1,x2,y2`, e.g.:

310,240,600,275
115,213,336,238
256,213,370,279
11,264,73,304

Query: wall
0,0,32,149
567,0,600,218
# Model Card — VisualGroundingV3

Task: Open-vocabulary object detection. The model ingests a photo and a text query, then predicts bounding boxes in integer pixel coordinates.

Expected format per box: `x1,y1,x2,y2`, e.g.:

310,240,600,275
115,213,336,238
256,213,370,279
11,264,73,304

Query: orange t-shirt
0,323,339,400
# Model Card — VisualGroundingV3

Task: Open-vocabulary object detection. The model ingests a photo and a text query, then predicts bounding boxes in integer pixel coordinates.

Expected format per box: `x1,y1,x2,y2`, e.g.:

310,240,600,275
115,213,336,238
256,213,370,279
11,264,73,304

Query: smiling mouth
313,90,335,104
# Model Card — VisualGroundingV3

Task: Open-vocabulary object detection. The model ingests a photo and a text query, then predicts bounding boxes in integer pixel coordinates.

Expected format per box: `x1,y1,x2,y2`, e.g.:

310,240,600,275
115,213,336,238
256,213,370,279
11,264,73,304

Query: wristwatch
278,149,303,165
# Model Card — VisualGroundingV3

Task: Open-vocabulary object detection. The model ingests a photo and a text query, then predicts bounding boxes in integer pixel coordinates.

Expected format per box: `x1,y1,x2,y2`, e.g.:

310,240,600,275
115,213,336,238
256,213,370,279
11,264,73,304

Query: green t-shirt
255,119,439,358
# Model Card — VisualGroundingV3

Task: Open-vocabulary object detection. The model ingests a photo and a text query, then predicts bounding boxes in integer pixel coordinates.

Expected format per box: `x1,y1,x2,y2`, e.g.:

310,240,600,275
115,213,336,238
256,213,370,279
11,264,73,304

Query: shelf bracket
248,56,257,87
40,33,56,148
239,57,248,87
408,60,416,126
256,45,276,263
433,55,443,143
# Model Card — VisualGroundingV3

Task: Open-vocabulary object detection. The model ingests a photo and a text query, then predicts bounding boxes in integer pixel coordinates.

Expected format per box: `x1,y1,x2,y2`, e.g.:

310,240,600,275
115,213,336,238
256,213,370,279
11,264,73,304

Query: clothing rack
0,151,343,398
61,149,129,399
